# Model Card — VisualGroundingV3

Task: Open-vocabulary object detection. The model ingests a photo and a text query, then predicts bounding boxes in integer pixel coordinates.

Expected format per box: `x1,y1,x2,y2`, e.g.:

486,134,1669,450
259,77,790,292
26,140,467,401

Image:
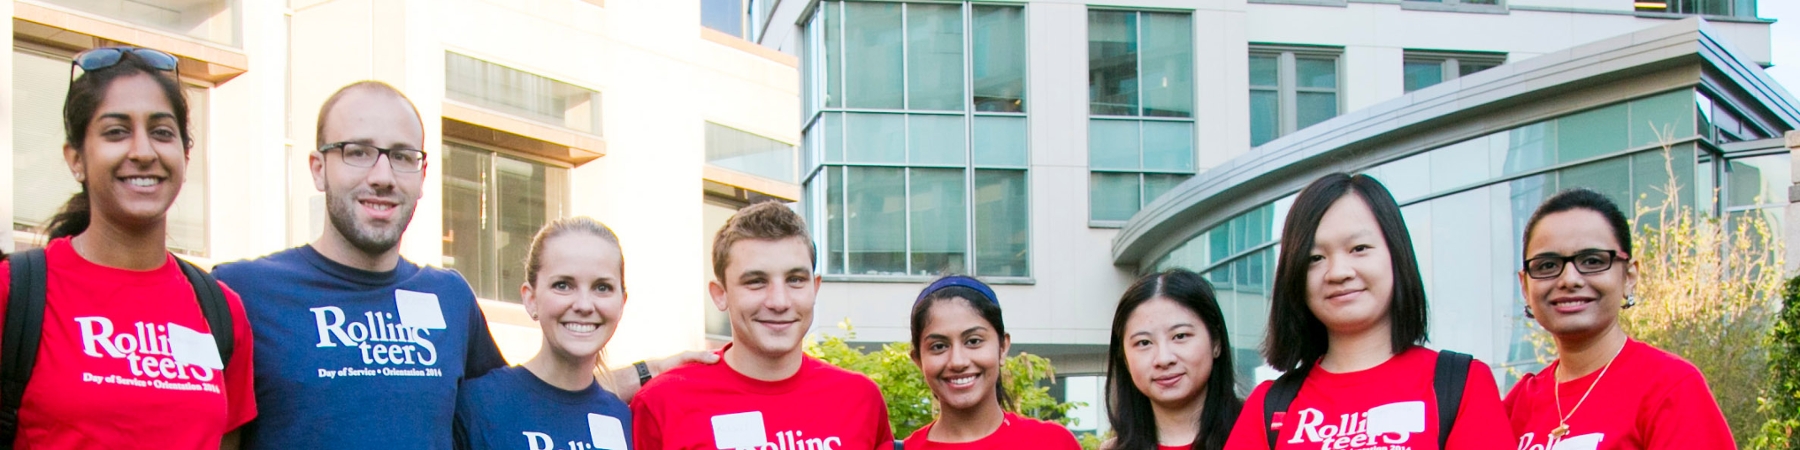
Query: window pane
907,4,965,111
1555,103,1628,163
975,170,1028,277
824,1,842,108
707,122,797,182
1629,89,1697,148
846,167,907,275
845,113,905,163
442,144,498,301
446,52,602,134
1295,57,1337,89
1459,61,1499,78
973,116,1028,167
494,153,561,302
844,2,904,109
1250,89,1280,146
910,168,967,275
1140,13,1193,118
702,0,745,36
1500,121,1558,176
1727,154,1790,207
1558,156,1632,209
1296,92,1337,130
1089,120,1141,170
1088,11,1139,116
823,112,844,163
973,6,1026,112
1404,61,1444,93
1144,173,1190,206
1142,121,1195,172
14,50,77,236
1249,55,1278,87
826,167,845,274
1090,172,1142,221
909,114,967,165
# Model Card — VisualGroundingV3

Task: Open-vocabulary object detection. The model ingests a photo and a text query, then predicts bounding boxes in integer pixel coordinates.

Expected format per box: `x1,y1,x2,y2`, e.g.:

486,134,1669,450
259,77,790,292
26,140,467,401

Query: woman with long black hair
1104,269,1242,450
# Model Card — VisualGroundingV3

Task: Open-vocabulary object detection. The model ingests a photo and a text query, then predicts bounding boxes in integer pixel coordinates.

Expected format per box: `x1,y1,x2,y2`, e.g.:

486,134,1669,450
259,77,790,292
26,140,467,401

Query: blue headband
915,276,999,306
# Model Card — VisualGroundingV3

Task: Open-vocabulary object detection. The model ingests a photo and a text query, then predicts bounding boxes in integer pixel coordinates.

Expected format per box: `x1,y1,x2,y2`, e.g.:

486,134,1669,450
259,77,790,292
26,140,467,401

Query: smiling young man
212,81,508,449
630,201,893,450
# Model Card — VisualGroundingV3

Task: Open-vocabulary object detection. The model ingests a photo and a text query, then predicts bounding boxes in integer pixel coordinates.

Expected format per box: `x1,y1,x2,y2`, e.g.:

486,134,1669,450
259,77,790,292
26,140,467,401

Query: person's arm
220,429,241,450
629,388,665,450
603,351,719,402
463,296,507,378
1443,359,1513,450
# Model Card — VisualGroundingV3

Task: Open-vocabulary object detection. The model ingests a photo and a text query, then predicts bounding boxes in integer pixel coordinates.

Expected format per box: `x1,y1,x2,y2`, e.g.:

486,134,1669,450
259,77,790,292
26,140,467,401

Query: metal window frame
1250,45,1344,139
442,138,573,301
808,1,1033,279
1402,50,1507,92
1087,10,1199,225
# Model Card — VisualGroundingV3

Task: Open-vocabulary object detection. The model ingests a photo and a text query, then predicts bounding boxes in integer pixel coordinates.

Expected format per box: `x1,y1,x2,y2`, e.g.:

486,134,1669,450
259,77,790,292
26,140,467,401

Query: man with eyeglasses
213,81,506,449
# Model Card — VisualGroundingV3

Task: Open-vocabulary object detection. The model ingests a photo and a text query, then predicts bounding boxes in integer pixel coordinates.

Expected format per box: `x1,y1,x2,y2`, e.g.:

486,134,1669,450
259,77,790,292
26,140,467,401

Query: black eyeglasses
70,47,179,81
1523,250,1627,280
319,142,428,173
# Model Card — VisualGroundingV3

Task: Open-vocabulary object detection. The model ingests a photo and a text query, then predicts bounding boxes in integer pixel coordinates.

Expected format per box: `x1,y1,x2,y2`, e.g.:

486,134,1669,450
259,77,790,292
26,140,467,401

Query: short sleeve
463,300,506,379
451,383,484,450
1223,380,1274,450
1642,369,1735,449
629,384,665,450
1442,358,1511,450
871,387,893,449
219,283,258,430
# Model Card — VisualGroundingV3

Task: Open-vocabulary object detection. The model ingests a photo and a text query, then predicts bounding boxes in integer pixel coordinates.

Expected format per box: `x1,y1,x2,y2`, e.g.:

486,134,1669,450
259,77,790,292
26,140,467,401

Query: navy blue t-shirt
454,366,632,450
214,246,507,449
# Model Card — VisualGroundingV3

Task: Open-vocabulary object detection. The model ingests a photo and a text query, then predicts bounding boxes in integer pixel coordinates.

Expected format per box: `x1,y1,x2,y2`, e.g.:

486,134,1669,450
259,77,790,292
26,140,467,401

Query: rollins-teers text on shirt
76,316,221,392
1285,401,1427,450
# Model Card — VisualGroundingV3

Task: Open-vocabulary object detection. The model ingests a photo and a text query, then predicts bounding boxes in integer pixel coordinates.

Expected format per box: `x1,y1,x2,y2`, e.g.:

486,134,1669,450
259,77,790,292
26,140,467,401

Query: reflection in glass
973,6,1027,112
1404,61,1444,93
907,4,965,111
1555,103,1628,163
910,168,968,275
442,143,568,302
973,116,1029,167
1140,13,1194,118
1088,11,1139,116
1090,172,1142,221
845,113,906,163
1296,92,1337,130
1251,90,1279,146
845,167,907,275
909,114,968,165
446,52,603,135
845,2,904,109
1089,120,1141,170
1142,121,1195,172
976,170,1030,277
706,122,797,183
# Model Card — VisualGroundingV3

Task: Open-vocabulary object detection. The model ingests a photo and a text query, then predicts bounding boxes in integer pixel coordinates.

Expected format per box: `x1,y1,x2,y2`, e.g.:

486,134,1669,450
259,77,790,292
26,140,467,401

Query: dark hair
1264,173,1428,371
909,276,1013,411
47,48,194,240
524,216,624,292
712,201,816,284
1105,269,1240,450
1523,188,1632,258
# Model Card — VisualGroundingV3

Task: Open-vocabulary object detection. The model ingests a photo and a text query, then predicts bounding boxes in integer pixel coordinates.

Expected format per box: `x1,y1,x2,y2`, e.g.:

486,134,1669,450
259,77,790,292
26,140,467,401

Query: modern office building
754,0,1792,436
6,0,802,367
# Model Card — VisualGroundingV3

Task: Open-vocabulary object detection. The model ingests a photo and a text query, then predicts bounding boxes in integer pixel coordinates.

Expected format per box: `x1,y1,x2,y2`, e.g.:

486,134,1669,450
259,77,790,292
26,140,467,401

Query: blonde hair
524,216,624,293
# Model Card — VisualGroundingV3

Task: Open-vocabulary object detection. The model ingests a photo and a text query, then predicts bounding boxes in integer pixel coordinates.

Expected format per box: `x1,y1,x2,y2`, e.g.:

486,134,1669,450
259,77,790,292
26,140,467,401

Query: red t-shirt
630,343,894,450
903,411,1080,450
1224,346,1511,450
0,238,256,448
1502,338,1734,450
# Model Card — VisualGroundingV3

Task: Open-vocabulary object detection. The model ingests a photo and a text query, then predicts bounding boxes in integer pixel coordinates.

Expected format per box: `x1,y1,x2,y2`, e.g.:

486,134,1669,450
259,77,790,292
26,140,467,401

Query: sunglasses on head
69,47,180,81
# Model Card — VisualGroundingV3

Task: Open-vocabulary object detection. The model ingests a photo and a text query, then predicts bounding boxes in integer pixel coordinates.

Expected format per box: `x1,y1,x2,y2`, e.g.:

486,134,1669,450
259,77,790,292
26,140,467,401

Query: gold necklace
1549,344,1624,439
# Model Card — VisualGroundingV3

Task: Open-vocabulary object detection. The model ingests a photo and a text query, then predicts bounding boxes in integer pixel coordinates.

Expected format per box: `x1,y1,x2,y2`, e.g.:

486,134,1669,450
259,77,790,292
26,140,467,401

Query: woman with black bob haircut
1502,188,1733,448
1222,173,1508,450
904,275,1080,449
0,47,255,447
1103,269,1241,450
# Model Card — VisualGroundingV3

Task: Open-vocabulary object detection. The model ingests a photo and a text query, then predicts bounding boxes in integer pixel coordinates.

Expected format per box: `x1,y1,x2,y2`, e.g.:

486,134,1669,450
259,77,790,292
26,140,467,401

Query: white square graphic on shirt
167,323,225,370
589,413,627,450
710,411,768,450
1364,401,1425,437
1553,433,1604,450
394,290,447,330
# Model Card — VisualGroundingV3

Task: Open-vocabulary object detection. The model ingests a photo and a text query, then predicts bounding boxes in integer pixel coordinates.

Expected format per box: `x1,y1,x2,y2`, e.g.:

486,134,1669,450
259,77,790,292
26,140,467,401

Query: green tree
1755,276,1800,450
805,319,1084,438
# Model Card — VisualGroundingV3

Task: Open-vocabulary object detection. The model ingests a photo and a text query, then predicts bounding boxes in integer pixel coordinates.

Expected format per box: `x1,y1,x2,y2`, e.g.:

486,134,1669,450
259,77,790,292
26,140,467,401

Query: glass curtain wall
804,1,1030,278
1153,89,1712,389
1088,10,1196,222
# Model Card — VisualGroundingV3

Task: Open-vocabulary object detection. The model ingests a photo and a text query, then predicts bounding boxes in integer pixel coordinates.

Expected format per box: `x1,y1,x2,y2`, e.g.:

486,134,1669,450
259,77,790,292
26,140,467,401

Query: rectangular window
442,142,570,303
12,46,210,255
706,122,798,183
702,0,749,38
806,2,1029,278
1635,0,1756,18
1403,51,1504,93
1088,10,1195,222
445,52,602,135
1249,46,1342,147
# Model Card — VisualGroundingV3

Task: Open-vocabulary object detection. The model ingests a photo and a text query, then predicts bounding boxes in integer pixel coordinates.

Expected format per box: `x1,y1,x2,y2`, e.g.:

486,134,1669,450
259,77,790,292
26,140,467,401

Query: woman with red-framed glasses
1503,188,1732,449
0,46,255,449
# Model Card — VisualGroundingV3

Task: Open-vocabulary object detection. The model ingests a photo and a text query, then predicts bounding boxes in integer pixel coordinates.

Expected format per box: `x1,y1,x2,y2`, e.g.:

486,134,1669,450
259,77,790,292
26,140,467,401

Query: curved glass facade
1148,88,1788,390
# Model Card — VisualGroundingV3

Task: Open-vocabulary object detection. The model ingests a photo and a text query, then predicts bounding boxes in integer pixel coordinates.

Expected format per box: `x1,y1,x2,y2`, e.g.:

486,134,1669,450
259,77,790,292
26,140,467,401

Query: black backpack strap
175,258,232,368
1434,350,1473,449
1,249,48,448
1263,364,1311,449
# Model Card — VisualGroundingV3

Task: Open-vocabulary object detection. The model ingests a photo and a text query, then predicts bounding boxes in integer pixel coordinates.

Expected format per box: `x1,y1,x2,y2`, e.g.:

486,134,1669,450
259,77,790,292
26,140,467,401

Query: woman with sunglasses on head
903,275,1080,450
454,217,633,450
1503,189,1732,450
0,47,255,448
1103,269,1241,450
1222,173,1509,450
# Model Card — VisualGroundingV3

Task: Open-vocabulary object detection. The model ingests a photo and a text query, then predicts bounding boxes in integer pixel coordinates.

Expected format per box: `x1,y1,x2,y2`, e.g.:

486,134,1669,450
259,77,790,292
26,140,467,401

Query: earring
528,311,538,320
1622,295,1638,309
1523,304,1535,319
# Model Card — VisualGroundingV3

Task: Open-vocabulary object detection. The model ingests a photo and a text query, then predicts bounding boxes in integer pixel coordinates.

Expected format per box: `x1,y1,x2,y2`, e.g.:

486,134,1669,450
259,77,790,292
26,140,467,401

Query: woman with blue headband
904,275,1080,449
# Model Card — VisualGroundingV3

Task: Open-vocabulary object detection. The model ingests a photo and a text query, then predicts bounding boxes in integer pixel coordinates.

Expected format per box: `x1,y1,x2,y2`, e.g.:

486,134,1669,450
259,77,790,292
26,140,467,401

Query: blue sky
1763,2,1799,96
